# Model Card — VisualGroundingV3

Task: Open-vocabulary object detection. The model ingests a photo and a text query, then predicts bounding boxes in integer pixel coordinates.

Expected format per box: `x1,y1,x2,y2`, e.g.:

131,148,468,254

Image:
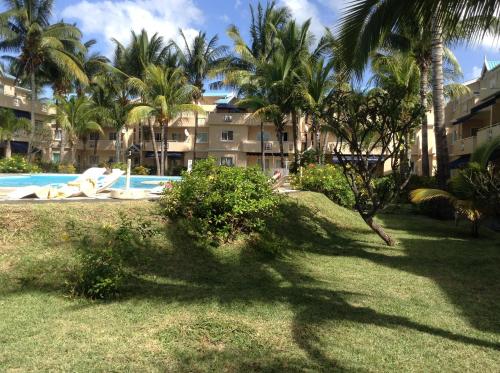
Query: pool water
0,174,181,189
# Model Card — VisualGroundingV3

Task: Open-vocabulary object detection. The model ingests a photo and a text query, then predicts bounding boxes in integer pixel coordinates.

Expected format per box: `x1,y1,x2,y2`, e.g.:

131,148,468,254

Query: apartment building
0,74,56,160
446,58,500,171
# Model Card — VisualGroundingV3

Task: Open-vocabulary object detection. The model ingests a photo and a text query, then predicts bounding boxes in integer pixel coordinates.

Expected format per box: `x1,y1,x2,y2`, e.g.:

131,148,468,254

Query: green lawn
0,192,499,372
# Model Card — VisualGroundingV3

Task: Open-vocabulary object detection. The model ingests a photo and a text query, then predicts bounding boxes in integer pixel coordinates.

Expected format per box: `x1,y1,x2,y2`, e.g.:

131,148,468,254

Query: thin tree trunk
314,114,321,163
94,134,99,157
193,98,199,162
149,118,161,176
292,110,300,168
83,138,88,170
139,122,144,166
5,140,11,158
27,72,36,161
115,132,121,164
322,132,330,164
160,120,165,176
164,120,169,176
364,216,395,246
71,140,76,165
277,125,285,169
431,15,450,187
419,64,430,176
260,120,265,171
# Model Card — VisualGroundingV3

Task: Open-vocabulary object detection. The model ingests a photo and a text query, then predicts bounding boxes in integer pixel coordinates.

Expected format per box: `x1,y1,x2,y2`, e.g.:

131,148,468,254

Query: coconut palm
0,0,88,159
54,95,103,167
410,136,500,237
173,30,229,161
337,0,499,186
0,108,30,158
127,65,203,175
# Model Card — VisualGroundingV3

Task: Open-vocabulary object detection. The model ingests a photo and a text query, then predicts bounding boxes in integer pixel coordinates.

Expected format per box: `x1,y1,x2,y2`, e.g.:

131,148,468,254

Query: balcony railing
77,140,117,151
449,122,500,156
0,93,51,116
143,140,191,152
241,140,294,153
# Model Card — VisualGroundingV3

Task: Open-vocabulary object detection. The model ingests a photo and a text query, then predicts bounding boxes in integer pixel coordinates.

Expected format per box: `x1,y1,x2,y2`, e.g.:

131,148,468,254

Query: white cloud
235,0,242,8
61,0,203,55
279,0,326,36
471,65,482,78
318,0,348,12
478,33,500,49
219,14,230,23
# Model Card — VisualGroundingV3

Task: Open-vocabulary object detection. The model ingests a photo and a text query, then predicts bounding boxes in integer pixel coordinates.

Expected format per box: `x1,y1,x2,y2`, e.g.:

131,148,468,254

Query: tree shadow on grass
5,195,500,370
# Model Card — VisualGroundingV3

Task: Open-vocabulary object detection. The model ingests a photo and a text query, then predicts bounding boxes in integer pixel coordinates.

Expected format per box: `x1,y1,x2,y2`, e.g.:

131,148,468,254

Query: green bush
406,175,454,219
132,165,150,175
66,215,157,299
0,155,41,173
291,164,355,208
37,161,58,173
58,164,76,174
160,158,280,243
110,162,127,171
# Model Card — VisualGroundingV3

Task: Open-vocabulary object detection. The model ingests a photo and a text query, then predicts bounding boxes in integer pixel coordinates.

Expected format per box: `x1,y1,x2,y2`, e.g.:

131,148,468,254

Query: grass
0,192,499,372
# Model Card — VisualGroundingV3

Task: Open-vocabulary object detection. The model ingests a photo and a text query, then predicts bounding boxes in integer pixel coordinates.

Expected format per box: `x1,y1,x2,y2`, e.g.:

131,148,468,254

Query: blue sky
14,0,500,85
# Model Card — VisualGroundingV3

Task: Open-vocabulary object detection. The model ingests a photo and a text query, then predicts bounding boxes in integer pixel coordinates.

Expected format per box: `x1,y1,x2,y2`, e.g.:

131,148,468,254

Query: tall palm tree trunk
115,133,121,163
164,120,169,176
431,15,450,187
71,140,76,165
160,121,165,176
291,110,300,168
149,118,161,175
193,97,199,162
93,134,99,164
276,124,285,168
314,114,321,163
139,122,144,165
260,120,265,171
419,64,430,176
5,140,12,158
27,72,36,161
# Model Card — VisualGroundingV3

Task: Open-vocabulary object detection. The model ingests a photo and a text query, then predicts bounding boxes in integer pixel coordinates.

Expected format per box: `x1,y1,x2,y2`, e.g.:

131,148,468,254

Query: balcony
0,93,50,116
450,136,476,156
77,140,117,151
208,113,264,126
477,122,500,145
143,140,191,152
241,140,294,153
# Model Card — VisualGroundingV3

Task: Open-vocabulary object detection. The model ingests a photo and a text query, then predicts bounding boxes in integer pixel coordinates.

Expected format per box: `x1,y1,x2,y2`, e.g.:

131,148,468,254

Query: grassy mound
0,193,499,371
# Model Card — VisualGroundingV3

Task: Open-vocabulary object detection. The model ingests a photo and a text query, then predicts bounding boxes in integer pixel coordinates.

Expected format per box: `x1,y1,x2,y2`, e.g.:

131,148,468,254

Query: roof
215,93,236,105
485,58,500,71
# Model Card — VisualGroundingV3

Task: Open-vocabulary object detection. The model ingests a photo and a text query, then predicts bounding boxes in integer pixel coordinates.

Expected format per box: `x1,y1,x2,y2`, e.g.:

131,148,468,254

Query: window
278,132,288,141
198,118,206,125
54,129,62,141
471,128,479,137
89,132,99,141
196,132,208,143
264,142,273,151
13,98,20,107
224,115,232,122
221,130,234,141
108,132,117,141
171,132,183,142
89,155,99,165
0,84,4,95
155,133,161,142
257,158,271,169
256,131,271,141
489,78,497,89
220,156,234,166
52,152,60,163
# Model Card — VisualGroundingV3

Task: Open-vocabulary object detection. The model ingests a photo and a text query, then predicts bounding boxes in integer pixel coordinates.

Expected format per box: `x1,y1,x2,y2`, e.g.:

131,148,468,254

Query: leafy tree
127,65,203,175
0,0,88,159
0,108,30,158
320,89,423,245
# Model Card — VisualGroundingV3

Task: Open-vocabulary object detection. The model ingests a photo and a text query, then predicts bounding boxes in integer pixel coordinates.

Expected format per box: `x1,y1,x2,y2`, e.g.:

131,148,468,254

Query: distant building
446,58,500,171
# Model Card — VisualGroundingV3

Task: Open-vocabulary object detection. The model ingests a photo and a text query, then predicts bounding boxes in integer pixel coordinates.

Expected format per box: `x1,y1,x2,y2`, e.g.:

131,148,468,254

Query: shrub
132,165,150,175
58,164,76,174
291,164,355,208
406,175,454,219
66,215,157,299
0,155,41,173
37,161,58,173
160,158,279,243
110,162,127,171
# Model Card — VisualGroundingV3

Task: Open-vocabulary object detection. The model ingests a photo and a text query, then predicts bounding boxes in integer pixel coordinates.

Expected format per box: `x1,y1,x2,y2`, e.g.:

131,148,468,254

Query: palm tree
337,0,499,186
410,136,500,237
0,108,30,158
173,30,229,161
0,0,88,160
127,65,203,175
225,1,290,170
54,95,103,167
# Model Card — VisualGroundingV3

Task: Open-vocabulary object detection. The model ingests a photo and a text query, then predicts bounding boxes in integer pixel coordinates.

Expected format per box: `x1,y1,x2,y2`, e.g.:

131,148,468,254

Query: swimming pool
0,174,181,189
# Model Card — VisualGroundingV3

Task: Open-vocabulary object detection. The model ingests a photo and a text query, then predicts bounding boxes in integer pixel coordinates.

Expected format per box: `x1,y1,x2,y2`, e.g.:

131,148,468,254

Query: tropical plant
337,0,499,186
127,65,203,175
411,137,500,236
320,89,423,245
0,154,40,172
0,0,88,159
0,108,30,158
54,95,103,167
173,30,229,161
